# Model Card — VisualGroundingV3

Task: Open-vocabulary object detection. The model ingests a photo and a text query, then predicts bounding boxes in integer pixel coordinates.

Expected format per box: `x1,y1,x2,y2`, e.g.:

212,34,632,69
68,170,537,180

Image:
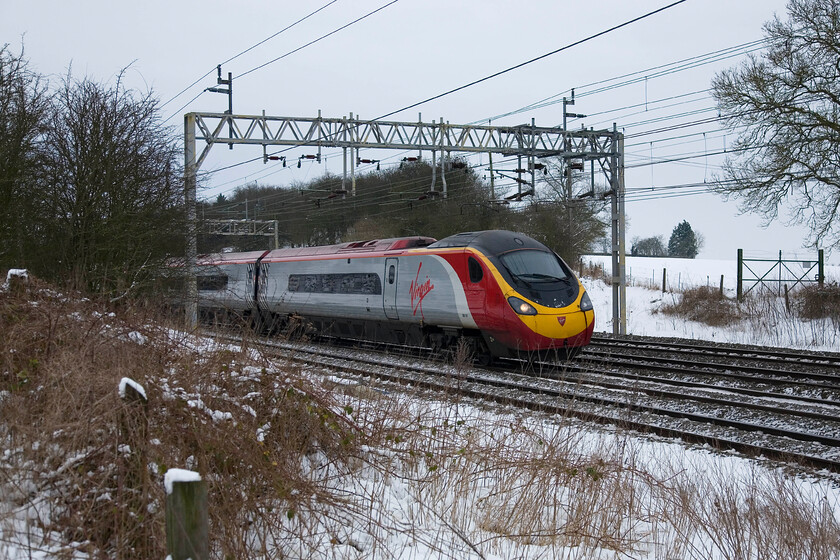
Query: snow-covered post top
164,468,208,560
164,469,202,494
119,377,147,404
2,268,29,293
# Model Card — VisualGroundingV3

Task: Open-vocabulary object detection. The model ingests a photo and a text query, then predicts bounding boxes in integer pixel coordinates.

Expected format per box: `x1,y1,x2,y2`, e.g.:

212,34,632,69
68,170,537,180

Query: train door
465,254,487,318
384,258,399,319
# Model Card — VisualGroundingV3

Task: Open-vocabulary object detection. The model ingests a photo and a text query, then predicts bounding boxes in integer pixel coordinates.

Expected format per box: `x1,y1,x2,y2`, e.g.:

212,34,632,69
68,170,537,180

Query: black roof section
428,230,549,256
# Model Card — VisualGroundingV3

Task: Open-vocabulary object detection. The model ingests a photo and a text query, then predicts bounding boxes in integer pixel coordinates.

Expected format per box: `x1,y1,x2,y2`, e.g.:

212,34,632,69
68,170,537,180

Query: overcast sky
7,0,832,263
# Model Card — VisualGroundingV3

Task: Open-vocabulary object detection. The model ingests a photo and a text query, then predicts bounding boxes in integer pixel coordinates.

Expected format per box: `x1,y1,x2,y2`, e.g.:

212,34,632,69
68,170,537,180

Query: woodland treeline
199,159,608,264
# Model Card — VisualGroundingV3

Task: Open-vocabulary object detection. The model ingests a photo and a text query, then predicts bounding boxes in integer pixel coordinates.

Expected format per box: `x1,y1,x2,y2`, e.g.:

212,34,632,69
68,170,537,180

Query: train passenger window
197,275,228,291
288,273,381,295
388,265,396,284
468,257,483,283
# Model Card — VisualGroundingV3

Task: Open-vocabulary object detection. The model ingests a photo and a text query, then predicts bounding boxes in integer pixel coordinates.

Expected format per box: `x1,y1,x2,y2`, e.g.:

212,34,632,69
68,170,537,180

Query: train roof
195,231,547,265
196,250,269,265
428,230,548,256
262,236,437,261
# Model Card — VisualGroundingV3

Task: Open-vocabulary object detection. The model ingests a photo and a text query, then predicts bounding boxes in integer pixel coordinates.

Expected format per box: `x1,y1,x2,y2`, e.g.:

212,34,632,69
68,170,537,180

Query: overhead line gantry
183,111,627,335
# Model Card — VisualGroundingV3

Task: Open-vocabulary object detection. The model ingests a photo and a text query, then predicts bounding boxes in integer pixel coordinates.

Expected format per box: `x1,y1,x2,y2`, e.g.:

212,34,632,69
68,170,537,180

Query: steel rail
590,334,840,368
579,348,840,387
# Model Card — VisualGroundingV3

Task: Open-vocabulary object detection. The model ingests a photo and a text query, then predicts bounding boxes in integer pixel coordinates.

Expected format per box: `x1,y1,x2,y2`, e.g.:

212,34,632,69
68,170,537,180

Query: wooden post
784,284,791,314
165,470,209,560
818,249,825,287
6,269,29,295
118,378,150,553
720,275,724,297
661,268,667,293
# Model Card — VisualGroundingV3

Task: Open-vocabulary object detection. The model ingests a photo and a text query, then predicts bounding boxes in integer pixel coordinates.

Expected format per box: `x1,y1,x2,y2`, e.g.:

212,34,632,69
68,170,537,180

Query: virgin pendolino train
194,230,595,361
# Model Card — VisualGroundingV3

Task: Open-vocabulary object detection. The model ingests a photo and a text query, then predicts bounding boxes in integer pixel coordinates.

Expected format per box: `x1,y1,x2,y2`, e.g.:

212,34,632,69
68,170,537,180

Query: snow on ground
284,381,840,559
584,255,840,351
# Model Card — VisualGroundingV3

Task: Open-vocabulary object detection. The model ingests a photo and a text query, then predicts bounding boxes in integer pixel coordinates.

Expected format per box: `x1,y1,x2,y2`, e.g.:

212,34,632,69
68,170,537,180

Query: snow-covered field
584,255,840,351
586,254,840,294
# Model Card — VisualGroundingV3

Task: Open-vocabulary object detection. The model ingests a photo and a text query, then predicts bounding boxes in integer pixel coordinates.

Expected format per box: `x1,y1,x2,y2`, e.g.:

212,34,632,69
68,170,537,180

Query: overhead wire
160,0,342,115
235,0,400,80
372,0,689,121
199,1,697,199
193,3,806,214
484,37,769,123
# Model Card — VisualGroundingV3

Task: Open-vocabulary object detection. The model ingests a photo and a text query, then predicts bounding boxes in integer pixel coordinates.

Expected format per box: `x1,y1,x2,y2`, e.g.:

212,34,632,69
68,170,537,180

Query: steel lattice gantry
204,219,280,249
188,112,617,163
183,112,626,334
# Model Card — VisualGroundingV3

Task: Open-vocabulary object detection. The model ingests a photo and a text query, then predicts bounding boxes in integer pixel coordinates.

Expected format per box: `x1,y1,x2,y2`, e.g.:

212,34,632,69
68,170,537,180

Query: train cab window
388,265,396,284
468,257,483,283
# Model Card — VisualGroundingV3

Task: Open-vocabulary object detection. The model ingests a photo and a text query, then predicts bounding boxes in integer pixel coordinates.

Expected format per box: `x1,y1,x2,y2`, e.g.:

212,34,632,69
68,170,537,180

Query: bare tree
631,235,667,257
712,0,840,247
516,159,608,262
0,43,51,269
40,70,183,295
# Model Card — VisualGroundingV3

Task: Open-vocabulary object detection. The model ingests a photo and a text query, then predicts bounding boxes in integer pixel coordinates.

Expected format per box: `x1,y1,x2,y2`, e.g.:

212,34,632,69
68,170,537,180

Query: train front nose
508,291,595,350
528,309,594,345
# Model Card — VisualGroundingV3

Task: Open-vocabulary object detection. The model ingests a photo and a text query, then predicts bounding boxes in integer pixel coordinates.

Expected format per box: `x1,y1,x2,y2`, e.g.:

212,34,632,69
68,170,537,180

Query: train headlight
579,292,593,312
508,296,537,315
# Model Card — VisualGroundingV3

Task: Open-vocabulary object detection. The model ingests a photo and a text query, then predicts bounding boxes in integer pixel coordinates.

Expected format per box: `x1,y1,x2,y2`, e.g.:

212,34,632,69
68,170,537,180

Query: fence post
662,268,667,293
737,249,743,301
818,249,825,287
784,284,791,314
165,469,209,560
118,378,151,554
720,275,724,297
778,250,783,296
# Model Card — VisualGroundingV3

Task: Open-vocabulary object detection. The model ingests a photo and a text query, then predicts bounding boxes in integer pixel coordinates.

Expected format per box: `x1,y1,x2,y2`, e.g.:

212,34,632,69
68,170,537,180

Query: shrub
793,283,840,322
658,286,741,327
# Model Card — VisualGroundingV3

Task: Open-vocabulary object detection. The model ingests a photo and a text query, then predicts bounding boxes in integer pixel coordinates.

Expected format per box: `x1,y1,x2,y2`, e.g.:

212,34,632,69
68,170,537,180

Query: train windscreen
499,250,578,308
499,250,569,282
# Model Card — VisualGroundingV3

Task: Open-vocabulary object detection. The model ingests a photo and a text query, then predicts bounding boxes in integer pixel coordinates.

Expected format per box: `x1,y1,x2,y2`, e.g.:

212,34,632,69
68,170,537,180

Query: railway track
207,330,840,475
589,333,840,372
583,334,840,400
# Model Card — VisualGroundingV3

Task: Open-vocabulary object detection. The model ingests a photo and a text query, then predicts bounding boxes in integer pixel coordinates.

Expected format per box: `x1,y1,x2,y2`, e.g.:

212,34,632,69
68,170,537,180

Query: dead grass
658,285,741,327
2,275,840,559
794,283,840,323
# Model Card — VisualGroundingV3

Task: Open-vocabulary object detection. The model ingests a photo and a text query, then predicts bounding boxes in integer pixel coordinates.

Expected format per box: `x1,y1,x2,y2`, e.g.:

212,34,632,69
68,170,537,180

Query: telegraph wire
578,89,710,122
160,70,215,113
235,0,400,80
164,91,209,124
484,37,768,123
222,0,340,70
173,1,402,158
199,0,694,195
197,4,798,205
160,0,342,112
373,0,689,121
202,31,781,199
